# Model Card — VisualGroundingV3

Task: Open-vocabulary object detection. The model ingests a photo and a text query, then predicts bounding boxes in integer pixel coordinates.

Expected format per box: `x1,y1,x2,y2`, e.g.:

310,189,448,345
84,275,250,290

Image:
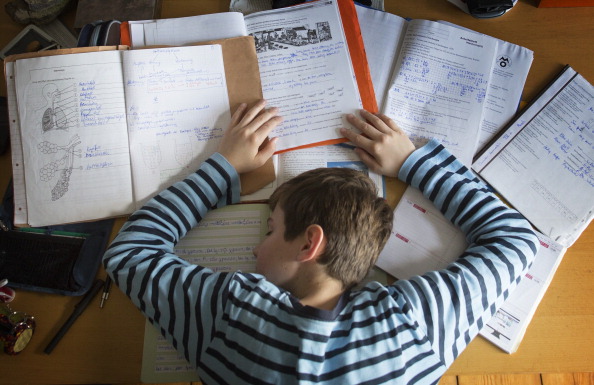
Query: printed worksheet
244,0,362,152
242,143,386,201
481,233,566,353
475,69,594,246
437,21,533,151
383,19,497,165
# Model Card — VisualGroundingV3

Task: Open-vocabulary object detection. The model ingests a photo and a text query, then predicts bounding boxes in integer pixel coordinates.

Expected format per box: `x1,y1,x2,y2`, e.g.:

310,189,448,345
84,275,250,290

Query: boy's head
262,167,393,289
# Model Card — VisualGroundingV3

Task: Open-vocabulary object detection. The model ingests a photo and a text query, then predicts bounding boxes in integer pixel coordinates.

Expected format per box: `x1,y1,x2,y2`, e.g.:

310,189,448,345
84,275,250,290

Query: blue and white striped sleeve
393,139,539,367
102,152,240,365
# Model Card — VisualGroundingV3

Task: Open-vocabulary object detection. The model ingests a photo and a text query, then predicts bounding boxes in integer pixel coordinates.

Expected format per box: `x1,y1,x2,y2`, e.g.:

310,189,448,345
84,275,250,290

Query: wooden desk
1,0,593,383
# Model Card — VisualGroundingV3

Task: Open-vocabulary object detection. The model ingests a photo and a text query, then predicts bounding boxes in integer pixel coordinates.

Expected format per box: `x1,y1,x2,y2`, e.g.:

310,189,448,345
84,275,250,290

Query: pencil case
0,179,114,296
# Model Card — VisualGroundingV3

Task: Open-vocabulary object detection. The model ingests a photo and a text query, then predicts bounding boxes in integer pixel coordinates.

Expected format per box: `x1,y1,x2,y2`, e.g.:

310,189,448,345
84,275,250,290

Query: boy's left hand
218,100,282,174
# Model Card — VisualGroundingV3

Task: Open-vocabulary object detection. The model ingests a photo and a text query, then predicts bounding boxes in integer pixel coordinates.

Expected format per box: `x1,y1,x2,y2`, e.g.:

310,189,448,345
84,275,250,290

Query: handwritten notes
123,45,230,207
244,0,361,152
384,20,496,165
476,69,594,246
9,45,231,226
14,51,134,226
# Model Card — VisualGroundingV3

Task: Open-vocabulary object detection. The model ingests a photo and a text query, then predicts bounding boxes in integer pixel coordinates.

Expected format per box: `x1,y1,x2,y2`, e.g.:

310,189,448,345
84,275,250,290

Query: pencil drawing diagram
251,21,333,53
40,83,78,132
141,143,162,170
38,135,82,201
174,140,193,167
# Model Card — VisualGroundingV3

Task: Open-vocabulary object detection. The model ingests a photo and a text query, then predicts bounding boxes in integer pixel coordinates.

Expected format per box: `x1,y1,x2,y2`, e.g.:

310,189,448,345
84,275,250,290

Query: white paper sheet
122,45,231,207
481,233,566,353
134,13,248,48
14,50,134,226
243,0,362,152
376,187,468,280
355,6,407,109
383,20,497,165
475,70,594,246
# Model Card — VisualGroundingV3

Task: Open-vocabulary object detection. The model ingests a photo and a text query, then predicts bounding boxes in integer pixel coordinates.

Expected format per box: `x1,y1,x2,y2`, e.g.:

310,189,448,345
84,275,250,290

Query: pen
99,276,112,309
44,279,104,354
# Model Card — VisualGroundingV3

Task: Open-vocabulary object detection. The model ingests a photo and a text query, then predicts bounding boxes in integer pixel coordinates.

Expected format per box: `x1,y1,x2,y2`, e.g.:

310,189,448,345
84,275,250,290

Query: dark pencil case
0,179,114,296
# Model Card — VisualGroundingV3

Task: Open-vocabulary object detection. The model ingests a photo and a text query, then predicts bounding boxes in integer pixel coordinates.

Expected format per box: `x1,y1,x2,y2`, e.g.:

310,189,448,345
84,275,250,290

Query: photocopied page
243,0,362,152
481,232,566,353
140,204,270,383
14,50,134,227
122,45,231,207
383,19,497,165
472,66,578,169
475,71,594,247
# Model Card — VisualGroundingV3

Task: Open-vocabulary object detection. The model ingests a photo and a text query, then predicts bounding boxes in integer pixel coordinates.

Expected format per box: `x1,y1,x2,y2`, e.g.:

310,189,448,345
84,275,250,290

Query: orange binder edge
120,21,131,47
336,0,378,113
275,138,348,154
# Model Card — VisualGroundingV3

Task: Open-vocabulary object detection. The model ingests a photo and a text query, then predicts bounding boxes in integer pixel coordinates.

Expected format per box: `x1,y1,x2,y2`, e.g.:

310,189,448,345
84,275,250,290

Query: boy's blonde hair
269,167,393,289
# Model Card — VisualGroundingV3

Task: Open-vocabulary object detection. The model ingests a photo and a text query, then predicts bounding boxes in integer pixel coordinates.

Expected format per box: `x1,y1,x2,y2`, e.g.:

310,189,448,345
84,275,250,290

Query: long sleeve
103,152,240,365
393,139,540,368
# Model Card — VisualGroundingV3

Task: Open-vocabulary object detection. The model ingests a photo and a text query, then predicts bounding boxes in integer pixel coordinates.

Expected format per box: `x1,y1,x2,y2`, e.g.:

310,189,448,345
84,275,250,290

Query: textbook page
122,45,231,207
241,143,386,201
474,71,594,247
243,0,362,152
376,186,468,279
277,143,385,197
355,5,407,109
481,233,566,353
383,19,497,165
14,50,134,227
4,62,28,225
131,12,248,48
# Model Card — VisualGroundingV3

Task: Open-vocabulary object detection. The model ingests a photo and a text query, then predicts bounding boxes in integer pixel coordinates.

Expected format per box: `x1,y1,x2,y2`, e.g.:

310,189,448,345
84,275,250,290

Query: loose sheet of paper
383,19,496,165
477,73,594,246
14,50,134,226
377,187,468,280
122,45,231,207
243,0,362,152
131,12,248,48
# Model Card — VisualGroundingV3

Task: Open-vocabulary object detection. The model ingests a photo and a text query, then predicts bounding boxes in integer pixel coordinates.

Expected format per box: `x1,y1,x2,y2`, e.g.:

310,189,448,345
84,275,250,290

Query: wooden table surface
0,0,593,383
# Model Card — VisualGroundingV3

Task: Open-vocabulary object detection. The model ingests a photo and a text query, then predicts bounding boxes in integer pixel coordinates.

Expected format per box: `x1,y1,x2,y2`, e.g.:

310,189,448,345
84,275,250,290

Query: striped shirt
103,139,539,384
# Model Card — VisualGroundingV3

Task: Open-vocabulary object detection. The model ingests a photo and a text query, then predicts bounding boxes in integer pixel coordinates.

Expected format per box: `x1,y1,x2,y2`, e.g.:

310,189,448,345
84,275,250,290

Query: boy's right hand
340,110,416,178
218,99,282,174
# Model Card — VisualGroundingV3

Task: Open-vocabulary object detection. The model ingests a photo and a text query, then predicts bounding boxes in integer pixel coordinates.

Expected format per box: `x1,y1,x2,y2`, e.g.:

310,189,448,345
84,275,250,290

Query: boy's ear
297,224,326,263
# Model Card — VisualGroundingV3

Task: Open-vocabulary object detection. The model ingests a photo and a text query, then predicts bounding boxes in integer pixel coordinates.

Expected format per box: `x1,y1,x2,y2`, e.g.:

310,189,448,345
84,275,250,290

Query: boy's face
253,206,303,289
